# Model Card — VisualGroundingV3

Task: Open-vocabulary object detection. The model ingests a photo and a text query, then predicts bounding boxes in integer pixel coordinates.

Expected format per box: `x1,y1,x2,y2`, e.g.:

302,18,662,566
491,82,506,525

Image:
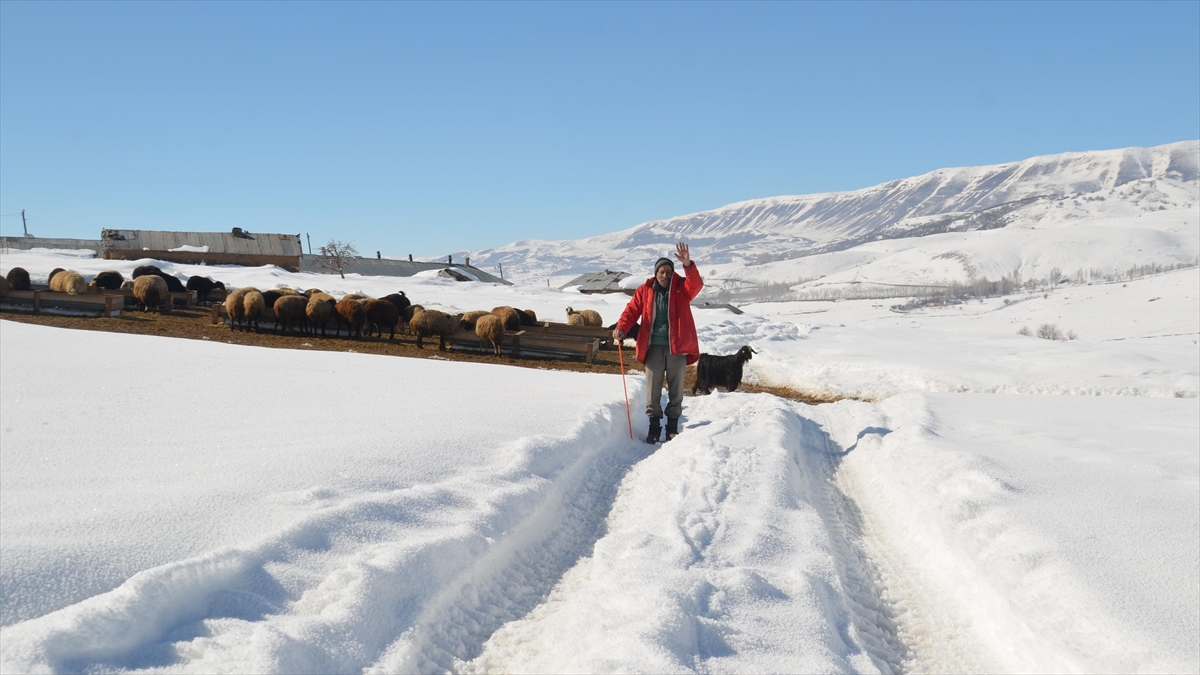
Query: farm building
1,236,104,254
559,270,632,294
298,255,510,284
101,228,304,271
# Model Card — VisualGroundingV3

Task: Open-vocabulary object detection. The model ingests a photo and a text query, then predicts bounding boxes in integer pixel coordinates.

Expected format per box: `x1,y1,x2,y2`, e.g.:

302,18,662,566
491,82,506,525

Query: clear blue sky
1,1,1197,258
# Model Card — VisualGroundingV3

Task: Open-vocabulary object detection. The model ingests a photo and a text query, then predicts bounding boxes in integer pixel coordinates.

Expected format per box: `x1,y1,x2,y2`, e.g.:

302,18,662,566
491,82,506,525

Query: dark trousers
645,344,686,419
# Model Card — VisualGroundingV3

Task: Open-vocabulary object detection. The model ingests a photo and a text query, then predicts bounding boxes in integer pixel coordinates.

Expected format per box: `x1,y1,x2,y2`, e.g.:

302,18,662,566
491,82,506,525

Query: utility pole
21,209,28,237
497,262,503,280
306,233,312,255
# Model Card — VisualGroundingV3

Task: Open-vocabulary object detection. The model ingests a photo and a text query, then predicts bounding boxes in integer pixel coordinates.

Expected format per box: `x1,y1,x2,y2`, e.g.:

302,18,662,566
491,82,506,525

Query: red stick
617,340,633,439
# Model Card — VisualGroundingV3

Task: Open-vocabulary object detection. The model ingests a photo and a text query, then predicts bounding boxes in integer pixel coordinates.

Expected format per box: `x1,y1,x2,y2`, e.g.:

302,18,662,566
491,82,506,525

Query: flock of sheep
219,287,607,356
1,265,225,312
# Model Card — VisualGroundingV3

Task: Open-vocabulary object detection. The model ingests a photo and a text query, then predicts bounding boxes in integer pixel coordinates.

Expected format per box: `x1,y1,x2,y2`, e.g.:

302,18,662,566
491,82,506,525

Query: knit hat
654,257,675,274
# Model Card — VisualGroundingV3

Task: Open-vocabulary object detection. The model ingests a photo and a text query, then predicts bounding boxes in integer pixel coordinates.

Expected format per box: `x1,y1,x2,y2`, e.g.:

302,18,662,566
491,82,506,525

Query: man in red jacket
613,241,704,443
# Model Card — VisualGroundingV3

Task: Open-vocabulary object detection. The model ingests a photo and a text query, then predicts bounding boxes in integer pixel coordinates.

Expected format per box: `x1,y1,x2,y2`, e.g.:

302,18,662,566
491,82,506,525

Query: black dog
692,345,757,394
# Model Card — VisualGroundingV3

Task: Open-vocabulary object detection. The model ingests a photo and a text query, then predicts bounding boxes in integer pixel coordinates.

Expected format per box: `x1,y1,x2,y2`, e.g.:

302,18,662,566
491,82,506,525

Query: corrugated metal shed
102,229,302,256
559,270,631,294
298,255,511,285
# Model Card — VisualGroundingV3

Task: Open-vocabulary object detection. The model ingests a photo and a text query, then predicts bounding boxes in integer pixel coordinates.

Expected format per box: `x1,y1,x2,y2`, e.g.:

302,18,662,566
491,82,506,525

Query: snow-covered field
2,240,1198,673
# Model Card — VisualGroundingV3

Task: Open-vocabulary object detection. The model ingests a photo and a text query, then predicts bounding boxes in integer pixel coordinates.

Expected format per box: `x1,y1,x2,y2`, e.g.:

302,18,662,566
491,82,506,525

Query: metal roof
559,270,631,292
298,255,510,285
101,229,302,257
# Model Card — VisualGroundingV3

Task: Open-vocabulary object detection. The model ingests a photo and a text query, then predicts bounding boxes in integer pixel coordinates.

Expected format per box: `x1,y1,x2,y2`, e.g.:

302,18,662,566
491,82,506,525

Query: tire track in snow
463,393,911,673
0,400,650,674
790,406,910,673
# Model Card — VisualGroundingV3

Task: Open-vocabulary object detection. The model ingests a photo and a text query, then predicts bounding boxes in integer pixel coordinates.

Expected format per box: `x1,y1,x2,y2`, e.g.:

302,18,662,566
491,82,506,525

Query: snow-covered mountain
458,141,1199,286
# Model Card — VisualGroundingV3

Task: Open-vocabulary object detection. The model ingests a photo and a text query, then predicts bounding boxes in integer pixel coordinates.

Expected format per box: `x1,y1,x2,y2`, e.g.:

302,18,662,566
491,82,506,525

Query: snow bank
828,393,1200,672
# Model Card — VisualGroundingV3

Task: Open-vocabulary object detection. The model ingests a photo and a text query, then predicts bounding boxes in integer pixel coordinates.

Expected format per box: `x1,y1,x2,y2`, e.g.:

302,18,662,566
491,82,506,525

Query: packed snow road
1,321,1197,673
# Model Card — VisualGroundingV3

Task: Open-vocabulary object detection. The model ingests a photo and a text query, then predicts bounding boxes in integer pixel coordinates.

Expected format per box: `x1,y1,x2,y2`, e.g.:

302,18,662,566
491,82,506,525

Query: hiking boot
646,418,662,444
666,417,680,440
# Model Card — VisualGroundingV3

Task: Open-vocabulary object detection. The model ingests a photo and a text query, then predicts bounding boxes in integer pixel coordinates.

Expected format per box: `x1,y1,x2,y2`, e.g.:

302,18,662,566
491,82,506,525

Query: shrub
1017,326,1032,336
1037,323,1065,341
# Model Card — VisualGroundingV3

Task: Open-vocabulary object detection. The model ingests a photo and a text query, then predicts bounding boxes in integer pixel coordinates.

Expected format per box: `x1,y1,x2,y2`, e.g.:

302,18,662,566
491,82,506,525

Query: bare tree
1049,267,1063,288
316,239,359,279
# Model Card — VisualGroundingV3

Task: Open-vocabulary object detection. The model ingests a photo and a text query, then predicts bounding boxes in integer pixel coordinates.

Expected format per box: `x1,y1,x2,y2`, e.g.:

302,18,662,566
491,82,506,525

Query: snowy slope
459,141,1198,284
2,249,1197,673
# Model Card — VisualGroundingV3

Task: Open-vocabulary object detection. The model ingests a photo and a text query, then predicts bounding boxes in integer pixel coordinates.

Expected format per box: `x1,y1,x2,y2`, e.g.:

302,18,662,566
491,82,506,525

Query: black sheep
6,267,31,291
608,321,640,343
132,265,162,279
692,345,757,395
186,276,220,305
92,270,125,290
158,273,186,293
514,308,539,327
382,291,411,316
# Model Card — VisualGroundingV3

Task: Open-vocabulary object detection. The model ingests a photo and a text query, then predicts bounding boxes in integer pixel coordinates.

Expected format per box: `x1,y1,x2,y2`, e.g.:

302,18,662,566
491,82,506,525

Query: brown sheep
48,268,66,285
132,274,169,312
565,306,603,327
49,270,86,295
336,296,367,338
365,299,401,340
401,304,424,334
224,287,256,330
5,267,31,291
410,308,462,351
491,306,521,331
523,309,538,323
306,293,336,337
243,291,267,332
459,310,490,330
475,314,504,356
274,295,309,336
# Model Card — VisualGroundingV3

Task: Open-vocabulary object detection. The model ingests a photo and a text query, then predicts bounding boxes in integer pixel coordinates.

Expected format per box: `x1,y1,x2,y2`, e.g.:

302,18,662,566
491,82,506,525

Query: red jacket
616,263,704,365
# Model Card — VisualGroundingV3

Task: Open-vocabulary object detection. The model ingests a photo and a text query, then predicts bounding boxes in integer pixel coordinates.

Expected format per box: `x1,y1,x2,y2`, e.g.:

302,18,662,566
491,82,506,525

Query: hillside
458,141,1199,286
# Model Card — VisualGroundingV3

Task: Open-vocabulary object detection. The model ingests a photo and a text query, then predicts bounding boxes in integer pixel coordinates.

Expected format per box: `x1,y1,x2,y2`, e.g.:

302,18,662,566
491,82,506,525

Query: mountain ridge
457,141,1199,284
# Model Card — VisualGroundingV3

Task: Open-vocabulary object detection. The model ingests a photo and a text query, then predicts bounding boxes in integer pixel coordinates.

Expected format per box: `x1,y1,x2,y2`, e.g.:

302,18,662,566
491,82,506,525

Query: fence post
32,291,41,314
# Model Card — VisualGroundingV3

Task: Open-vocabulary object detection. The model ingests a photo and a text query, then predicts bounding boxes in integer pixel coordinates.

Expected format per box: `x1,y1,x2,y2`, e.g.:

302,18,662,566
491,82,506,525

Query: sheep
608,321,640,343
382,291,411,317
514,308,539,327
410,308,462,351
274,295,309,336
566,306,603,326
5,267,31,291
49,270,86,295
401,303,424,334
365,299,401,340
692,346,757,395
243,290,267,333
48,268,65,285
186,276,221,305
132,274,169,312
262,288,300,308
306,293,336,337
459,310,490,330
224,287,252,330
523,309,538,323
336,296,367,338
159,273,186,293
567,313,585,326
121,279,134,291
303,288,324,298
475,314,504,356
490,306,521,331
92,270,125,290
131,265,184,292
